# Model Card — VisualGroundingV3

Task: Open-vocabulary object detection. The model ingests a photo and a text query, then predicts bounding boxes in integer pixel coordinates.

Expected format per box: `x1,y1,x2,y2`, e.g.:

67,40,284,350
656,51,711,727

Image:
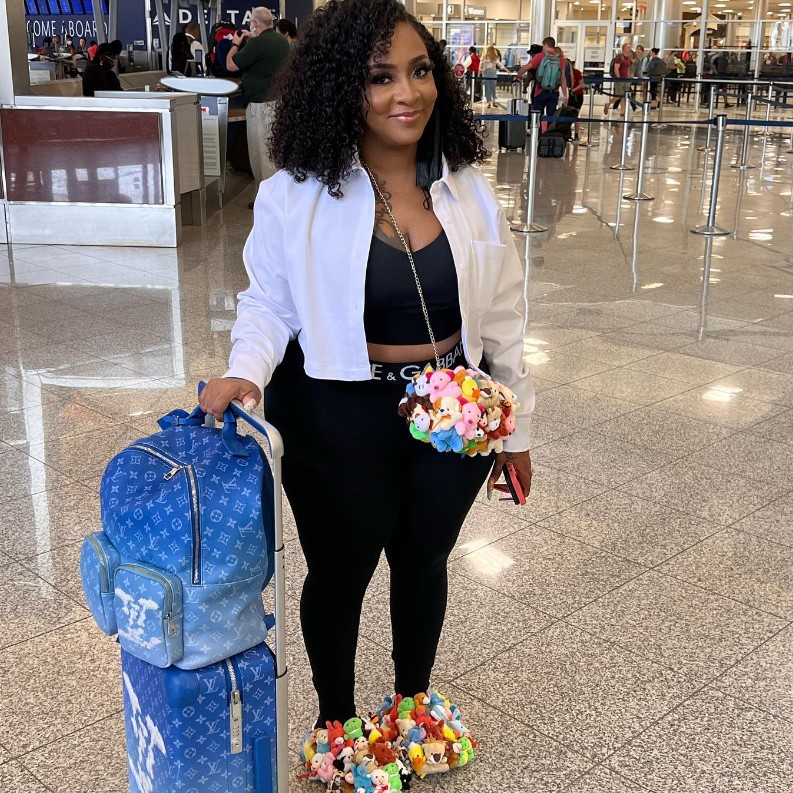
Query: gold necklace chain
362,162,441,369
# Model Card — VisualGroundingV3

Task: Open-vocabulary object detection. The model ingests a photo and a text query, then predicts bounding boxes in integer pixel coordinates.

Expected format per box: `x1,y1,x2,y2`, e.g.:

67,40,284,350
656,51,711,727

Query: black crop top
363,230,462,345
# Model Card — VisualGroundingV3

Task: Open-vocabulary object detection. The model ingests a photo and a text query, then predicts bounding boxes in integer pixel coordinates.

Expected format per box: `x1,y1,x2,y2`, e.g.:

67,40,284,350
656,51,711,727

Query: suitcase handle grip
195,381,284,462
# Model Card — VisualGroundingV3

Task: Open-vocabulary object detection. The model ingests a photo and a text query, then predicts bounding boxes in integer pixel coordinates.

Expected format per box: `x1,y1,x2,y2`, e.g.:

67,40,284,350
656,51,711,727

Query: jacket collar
351,154,461,203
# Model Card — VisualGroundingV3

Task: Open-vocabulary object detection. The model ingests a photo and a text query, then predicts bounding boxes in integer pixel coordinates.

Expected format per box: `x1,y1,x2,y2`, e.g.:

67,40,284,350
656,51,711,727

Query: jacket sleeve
480,200,536,452
224,173,301,392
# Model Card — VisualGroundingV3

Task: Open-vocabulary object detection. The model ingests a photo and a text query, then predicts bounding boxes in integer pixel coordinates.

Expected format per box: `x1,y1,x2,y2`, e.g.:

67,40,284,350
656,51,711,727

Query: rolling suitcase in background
498,96,528,151
119,397,289,793
538,131,567,158
547,105,578,142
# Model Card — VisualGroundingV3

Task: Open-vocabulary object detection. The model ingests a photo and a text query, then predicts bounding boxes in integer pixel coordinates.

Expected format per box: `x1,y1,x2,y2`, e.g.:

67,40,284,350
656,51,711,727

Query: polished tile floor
1,109,793,792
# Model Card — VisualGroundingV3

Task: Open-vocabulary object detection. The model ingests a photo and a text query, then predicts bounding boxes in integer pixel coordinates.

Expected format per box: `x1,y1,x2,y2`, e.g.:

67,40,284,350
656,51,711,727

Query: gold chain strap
362,163,442,369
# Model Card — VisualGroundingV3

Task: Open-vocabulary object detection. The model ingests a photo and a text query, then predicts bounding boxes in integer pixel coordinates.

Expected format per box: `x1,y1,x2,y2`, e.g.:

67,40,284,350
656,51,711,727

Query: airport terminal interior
2,1,793,792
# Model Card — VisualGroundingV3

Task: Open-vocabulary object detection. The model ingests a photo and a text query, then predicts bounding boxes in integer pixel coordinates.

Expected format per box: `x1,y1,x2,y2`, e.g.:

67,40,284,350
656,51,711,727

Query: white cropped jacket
225,159,535,451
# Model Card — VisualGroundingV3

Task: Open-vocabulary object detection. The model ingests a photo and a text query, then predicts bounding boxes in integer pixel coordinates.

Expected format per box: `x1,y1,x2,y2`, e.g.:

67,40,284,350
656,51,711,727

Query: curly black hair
268,0,487,197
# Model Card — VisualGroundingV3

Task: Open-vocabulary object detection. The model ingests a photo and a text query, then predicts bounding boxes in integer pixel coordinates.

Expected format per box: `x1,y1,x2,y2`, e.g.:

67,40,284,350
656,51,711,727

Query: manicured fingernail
243,399,256,411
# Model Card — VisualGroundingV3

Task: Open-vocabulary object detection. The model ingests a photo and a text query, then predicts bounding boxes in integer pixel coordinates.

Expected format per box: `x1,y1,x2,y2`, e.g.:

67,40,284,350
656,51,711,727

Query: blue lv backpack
537,54,562,91
81,392,276,669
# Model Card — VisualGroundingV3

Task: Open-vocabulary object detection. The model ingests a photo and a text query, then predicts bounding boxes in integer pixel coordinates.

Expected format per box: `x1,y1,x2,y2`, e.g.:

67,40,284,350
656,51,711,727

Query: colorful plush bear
383,762,403,791
372,741,397,767
353,764,374,793
455,400,483,439
428,370,461,402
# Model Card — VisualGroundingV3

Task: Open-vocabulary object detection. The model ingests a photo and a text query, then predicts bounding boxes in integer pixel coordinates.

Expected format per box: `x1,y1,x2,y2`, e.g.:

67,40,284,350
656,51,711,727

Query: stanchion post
760,82,773,137
731,92,756,170
586,86,596,146
624,101,654,200
652,78,668,129
692,114,730,236
611,91,635,171
698,84,716,152
510,110,548,234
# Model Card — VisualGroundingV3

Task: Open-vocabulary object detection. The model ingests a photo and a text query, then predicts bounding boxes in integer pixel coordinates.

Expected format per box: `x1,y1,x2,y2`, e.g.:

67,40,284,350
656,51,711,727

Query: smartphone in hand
491,462,526,505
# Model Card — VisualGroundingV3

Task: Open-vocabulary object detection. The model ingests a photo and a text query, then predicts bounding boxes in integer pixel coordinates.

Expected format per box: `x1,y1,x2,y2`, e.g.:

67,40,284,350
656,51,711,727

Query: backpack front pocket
114,563,184,668
80,532,120,635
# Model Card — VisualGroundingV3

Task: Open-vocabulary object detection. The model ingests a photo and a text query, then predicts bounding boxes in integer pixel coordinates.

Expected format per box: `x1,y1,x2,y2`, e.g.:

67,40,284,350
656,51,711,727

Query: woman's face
363,22,438,152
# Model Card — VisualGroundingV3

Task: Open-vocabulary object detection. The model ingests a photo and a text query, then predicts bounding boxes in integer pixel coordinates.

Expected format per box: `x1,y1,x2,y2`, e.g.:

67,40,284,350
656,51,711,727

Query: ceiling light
774,294,793,299
640,283,664,289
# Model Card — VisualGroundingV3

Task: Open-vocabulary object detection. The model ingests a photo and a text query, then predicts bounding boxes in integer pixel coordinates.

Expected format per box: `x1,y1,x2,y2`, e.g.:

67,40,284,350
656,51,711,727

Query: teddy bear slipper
299,716,411,791
371,690,475,779
298,690,475,790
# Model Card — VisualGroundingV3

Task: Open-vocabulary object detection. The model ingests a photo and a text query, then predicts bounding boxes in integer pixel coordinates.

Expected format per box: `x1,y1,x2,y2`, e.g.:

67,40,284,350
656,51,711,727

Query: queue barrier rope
751,95,793,111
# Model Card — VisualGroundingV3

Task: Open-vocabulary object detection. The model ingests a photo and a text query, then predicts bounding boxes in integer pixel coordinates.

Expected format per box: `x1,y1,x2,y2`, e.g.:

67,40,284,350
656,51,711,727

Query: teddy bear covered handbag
364,165,520,457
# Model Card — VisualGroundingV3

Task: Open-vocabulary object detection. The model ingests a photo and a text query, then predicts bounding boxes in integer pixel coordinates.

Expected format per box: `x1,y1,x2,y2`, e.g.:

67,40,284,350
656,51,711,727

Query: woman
480,44,506,108
169,31,192,75
81,43,122,97
200,0,533,738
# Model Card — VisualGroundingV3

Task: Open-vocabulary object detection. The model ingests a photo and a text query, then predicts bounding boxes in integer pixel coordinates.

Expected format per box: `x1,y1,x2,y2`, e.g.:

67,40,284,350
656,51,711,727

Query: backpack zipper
87,533,109,592
122,563,178,637
129,443,203,586
225,658,243,754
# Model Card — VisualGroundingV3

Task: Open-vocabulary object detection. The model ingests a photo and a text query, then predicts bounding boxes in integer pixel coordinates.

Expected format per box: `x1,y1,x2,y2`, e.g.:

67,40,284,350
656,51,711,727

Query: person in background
184,22,205,72
82,42,122,96
463,45,480,75
87,39,99,60
569,59,585,139
514,36,568,131
480,44,506,109
645,47,668,109
667,50,684,103
632,44,646,103
77,37,87,56
225,7,291,201
604,42,636,115
169,31,193,74
275,18,298,50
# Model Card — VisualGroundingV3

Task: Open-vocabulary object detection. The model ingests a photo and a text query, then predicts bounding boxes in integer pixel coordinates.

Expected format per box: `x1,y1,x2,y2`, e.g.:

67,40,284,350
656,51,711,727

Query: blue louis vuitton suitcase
122,640,280,793
120,402,289,793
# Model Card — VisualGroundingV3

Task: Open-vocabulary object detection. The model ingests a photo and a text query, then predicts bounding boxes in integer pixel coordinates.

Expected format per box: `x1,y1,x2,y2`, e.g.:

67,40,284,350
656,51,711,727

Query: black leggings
265,341,493,723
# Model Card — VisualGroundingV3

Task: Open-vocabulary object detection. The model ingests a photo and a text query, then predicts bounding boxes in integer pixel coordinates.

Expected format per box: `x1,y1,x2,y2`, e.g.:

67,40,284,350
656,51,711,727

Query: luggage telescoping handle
196,382,289,793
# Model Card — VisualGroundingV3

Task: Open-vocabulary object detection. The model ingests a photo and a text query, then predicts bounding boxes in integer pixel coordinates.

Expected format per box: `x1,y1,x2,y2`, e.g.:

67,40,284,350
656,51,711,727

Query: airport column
652,0,683,55
0,2,31,104
530,0,555,44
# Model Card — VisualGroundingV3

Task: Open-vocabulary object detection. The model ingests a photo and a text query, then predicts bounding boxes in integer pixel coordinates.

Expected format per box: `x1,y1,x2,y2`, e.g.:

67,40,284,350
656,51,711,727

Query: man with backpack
604,43,637,115
514,36,568,130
